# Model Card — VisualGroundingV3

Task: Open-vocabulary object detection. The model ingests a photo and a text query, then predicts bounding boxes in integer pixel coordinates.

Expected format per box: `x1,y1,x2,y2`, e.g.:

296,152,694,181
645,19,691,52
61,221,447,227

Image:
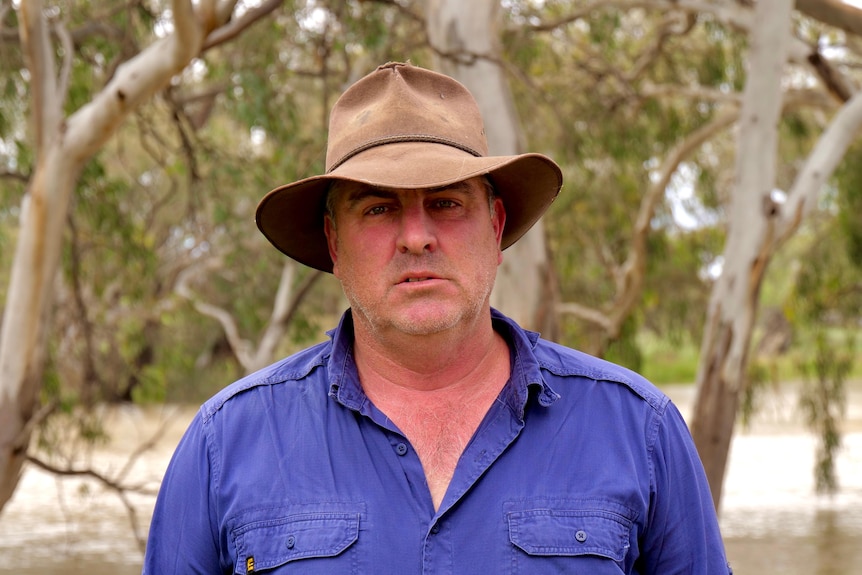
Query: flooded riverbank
1,384,861,574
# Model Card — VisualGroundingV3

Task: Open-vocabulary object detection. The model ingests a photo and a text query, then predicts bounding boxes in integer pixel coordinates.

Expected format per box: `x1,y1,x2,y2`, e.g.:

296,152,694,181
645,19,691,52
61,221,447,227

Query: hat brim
256,142,562,273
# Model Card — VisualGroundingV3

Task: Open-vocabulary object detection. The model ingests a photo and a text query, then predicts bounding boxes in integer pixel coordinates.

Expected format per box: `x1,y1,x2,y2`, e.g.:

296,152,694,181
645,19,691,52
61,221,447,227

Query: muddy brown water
1,384,861,575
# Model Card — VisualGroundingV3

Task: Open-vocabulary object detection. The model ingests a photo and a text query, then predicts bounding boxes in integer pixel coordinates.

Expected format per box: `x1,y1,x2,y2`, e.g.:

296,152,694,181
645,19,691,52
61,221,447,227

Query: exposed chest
377,389,500,509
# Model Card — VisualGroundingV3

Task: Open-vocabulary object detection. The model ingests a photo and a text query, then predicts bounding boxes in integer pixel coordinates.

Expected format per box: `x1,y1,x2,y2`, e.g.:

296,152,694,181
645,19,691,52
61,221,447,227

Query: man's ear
324,214,339,275
492,197,506,245
491,197,506,265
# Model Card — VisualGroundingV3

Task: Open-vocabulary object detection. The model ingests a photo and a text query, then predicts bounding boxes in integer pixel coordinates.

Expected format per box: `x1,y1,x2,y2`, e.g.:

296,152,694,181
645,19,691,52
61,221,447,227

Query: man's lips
397,273,442,284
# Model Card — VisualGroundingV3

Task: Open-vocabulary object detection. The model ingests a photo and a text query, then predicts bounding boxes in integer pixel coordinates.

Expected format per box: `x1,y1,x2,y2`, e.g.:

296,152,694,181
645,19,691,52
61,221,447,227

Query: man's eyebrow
427,181,474,194
344,186,397,206
342,181,476,208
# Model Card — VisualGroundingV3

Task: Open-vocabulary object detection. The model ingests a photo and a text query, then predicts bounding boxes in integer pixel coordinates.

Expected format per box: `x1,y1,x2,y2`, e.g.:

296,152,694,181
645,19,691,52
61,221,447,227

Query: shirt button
395,442,409,456
431,523,441,534
286,535,296,549
575,530,587,543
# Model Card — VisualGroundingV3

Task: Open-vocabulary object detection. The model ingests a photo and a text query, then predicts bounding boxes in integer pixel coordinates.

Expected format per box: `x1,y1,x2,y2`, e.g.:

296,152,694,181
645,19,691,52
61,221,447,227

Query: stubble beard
340,258,498,339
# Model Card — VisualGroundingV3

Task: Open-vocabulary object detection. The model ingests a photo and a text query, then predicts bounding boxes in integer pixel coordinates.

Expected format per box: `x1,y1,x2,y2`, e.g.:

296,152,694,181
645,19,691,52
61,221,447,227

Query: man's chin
349,293,488,338
373,300,469,335
388,312,459,336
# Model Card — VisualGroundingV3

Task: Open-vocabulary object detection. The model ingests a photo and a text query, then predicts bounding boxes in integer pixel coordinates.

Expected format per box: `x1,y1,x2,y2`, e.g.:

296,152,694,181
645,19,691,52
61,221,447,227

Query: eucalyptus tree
0,0,444,518
0,0,283,514
679,0,862,508
491,0,862,508
492,1,746,364
3,0,860,522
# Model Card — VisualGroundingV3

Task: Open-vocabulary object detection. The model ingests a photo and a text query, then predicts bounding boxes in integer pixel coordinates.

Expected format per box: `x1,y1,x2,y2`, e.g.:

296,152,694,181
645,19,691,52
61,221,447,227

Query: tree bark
426,0,559,336
690,0,793,511
0,0,243,514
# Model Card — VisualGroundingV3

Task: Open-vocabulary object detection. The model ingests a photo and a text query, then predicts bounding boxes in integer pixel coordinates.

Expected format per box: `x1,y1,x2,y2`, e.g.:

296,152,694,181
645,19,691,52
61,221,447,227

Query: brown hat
256,61,563,273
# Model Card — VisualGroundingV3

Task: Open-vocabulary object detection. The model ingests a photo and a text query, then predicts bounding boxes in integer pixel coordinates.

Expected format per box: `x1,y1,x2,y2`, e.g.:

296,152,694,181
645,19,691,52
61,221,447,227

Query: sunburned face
324,177,506,340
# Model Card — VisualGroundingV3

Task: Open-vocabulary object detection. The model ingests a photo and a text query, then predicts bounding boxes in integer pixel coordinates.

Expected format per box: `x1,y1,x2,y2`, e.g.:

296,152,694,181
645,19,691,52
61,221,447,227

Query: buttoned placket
328,311,556,573
420,394,527,574
353,378,529,574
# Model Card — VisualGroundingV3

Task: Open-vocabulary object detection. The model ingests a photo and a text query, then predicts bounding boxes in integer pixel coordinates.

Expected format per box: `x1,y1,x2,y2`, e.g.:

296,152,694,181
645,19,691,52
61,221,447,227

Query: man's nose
396,204,436,254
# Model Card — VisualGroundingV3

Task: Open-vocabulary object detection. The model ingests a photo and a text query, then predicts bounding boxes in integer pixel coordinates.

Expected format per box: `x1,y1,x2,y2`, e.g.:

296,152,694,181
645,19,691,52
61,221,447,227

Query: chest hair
383,388,501,509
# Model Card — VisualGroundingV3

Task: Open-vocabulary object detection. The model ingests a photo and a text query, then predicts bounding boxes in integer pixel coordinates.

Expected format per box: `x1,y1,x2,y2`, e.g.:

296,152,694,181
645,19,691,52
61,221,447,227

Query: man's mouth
404,277,433,283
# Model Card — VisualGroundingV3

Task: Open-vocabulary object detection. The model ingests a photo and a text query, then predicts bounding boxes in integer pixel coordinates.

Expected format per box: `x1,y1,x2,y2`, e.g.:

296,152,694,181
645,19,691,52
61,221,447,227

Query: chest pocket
231,505,362,574
506,502,635,574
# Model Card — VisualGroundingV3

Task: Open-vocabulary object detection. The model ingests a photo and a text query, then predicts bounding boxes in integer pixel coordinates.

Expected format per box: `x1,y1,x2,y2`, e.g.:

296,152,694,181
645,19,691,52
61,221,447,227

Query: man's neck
350,309,504,394
350,309,511,511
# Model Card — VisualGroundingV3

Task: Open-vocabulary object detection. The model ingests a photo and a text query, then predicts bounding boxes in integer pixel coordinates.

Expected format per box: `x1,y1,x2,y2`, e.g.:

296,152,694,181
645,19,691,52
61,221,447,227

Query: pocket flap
233,511,360,573
507,508,631,561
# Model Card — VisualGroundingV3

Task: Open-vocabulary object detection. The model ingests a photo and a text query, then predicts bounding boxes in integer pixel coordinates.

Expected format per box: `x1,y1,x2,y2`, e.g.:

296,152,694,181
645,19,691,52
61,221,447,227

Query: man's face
324,177,506,339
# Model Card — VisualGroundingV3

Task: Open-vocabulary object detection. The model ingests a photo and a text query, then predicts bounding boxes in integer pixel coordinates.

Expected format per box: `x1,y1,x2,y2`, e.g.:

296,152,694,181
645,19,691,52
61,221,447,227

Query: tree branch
25,453,159,496
557,302,616,334
19,0,61,151
250,261,297,373
174,257,253,369
796,0,862,39
807,49,857,103
523,0,858,107
26,431,162,552
202,0,281,51
282,269,324,327
250,263,323,374
558,108,738,337
0,168,31,184
25,408,176,550
12,399,58,449
64,0,223,161
779,88,862,246
541,0,854,347
624,10,696,84
66,213,102,402
54,19,73,110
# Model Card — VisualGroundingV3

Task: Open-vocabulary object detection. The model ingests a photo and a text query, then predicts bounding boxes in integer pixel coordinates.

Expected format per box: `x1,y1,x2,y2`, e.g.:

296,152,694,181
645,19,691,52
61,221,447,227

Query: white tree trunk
426,0,559,335
690,0,793,510
0,0,248,514
0,146,80,510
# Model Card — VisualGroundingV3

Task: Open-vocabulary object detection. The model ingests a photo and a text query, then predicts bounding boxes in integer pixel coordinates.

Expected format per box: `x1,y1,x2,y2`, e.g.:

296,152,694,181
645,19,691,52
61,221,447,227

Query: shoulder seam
200,342,331,423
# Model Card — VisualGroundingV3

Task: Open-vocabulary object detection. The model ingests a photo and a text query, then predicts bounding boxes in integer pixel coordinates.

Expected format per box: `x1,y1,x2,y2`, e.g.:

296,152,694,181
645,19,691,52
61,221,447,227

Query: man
143,62,731,574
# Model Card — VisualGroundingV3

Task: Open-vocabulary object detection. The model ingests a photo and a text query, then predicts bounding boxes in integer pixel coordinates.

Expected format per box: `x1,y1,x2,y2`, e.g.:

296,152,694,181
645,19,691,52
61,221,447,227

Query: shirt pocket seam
506,502,634,562
230,503,363,573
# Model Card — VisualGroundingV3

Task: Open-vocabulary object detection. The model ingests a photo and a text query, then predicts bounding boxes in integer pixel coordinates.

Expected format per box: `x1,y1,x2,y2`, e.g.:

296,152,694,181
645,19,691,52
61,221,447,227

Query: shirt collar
325,310,367,412
326,308,560,416
489,308,561,417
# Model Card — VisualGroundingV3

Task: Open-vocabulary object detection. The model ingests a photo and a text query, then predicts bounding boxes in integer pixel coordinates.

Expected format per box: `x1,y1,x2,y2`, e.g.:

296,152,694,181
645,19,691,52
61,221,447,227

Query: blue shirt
143,309,731,574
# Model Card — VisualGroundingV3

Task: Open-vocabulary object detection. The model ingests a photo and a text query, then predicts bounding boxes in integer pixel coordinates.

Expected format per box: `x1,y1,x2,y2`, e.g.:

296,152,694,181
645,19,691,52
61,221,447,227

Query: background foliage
1,0,860,482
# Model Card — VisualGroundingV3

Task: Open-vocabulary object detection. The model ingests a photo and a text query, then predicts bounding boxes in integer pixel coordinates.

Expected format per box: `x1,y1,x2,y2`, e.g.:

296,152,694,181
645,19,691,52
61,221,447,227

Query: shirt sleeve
641,401,733,574
142,410,223,574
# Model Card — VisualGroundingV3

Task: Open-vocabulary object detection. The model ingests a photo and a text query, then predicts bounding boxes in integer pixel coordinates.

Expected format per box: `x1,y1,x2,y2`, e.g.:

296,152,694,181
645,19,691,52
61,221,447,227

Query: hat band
327,135,484,173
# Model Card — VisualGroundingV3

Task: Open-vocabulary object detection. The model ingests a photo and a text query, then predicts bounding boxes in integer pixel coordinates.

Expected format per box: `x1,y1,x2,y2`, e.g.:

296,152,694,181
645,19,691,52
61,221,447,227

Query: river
1,384,861,574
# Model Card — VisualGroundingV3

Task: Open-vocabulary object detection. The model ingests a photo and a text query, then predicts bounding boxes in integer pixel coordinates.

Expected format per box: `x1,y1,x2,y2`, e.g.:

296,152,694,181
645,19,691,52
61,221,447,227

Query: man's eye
434,200,458,209
365,205,390,216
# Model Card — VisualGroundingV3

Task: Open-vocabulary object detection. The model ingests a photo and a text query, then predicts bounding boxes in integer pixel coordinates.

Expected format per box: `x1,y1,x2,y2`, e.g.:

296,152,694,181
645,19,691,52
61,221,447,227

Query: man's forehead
336,178,483,202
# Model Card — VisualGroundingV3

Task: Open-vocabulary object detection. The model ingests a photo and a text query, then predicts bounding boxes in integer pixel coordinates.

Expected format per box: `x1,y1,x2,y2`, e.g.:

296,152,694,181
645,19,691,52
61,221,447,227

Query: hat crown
325,62,490,172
